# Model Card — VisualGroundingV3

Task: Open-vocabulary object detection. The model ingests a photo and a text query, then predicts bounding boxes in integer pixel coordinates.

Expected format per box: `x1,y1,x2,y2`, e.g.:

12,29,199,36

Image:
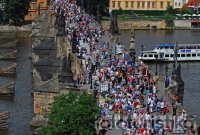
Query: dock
0,40,17,49
0,63,17,76
0,82,15,96
0,50,17,60
0,111,10,130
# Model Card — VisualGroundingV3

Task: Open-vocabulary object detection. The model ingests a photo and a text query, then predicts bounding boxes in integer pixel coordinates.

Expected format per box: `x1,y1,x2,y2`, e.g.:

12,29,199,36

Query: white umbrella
183,14,188,16
192,14,197,16
175,14,181,16
198,14,200,16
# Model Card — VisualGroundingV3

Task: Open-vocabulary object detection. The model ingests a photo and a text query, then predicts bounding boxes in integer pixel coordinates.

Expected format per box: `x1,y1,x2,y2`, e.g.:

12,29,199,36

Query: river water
0,30,199,134
0,33,33,135
120,29,200,124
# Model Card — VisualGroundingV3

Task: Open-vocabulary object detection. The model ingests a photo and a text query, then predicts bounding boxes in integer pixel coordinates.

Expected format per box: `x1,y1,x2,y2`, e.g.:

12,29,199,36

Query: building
24,0,48,21
0,0,6,11
109,0,173,11
0,0,6,21
182,0,200,8
173,0,184,9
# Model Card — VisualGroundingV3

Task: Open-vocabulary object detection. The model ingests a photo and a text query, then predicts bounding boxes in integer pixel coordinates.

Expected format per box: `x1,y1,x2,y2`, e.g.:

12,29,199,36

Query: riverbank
102,20,200,30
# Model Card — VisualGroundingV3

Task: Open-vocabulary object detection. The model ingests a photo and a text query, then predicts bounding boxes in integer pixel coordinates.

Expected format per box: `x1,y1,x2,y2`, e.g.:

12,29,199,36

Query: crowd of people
96,48,171,135
52,1,191,135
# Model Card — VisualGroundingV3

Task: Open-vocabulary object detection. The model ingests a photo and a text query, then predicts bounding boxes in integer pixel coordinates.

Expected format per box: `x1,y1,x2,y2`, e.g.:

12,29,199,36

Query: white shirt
160,102,164,109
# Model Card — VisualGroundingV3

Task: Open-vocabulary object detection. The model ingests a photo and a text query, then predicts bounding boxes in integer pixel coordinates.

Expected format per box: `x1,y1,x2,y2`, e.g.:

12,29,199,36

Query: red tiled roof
182,0,200,8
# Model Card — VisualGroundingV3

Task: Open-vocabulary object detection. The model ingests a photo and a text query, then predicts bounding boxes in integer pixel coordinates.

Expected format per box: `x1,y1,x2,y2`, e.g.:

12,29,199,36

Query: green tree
4,0,30,25
42,92,98,135
76,0,109,16
166,6,175,15
164,13,175,27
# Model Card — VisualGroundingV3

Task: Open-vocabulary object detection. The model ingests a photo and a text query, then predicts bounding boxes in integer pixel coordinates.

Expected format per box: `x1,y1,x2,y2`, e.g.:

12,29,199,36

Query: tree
4,0,29,25
42,92,98,135
164,13,175,27
76,0,109,16
166,6,175,15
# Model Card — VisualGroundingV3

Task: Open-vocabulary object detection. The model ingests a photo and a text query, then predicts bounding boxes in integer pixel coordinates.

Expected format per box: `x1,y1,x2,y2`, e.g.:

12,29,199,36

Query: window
137,2,140,8
147,2,150,8
31,4,36,10
142,1,145,8
131,1,134,8
149,54,153,57
170,54,174,57
152,2,155,8
197,54,200,56
187,54,191,57
181,54,185,57
112,1,116,8
165,54,169,57
40,2,44,8
118,1,121,8
154,54,158,58
192,54,196,57
177,54,180,57
175,2,177,6
167,2,170,7
144,54,147,57
178,2,181,6
160,2,163,8
125,1,128,8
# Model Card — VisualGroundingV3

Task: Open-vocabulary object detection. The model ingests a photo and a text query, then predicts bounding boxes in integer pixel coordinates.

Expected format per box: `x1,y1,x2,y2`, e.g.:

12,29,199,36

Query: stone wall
174,20,191,28
102,20,166,30
34,92,59,116
0,25,31,32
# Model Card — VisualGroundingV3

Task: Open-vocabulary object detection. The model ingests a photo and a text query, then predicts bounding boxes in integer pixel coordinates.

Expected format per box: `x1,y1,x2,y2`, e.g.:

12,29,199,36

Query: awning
191,20,200,23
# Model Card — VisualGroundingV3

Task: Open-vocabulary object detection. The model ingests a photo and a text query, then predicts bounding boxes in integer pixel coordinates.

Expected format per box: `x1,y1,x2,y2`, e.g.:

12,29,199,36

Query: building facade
24,0,48,21
173,0,184,9
0,0,6,11
109,0,173,11
0,0,5,22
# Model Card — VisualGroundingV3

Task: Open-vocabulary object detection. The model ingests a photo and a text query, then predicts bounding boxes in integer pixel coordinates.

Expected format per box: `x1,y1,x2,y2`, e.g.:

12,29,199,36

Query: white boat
138,44,200,62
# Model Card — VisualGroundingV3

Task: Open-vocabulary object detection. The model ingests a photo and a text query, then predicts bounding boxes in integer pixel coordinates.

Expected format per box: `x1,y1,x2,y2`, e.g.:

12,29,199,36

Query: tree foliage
4,0,30,25
42,92,98,135
76,0,109,16
166,6,175,15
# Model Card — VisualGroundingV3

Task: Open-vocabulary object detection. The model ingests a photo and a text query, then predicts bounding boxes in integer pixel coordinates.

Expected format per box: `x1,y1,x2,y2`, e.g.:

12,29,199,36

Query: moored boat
138,43,200,62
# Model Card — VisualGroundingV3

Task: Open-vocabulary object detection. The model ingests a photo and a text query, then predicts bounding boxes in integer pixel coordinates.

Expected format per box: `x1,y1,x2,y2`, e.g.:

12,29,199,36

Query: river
120,29,200,124
0,30,199,134
0,33,33,135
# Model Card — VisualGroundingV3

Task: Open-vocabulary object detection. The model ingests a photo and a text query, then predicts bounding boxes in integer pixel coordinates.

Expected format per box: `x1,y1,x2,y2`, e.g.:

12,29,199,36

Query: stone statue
109,10,119,35
172,64,184,105
96,4,101,24
71,30,78,54
56,9,66,36
129,30,136,62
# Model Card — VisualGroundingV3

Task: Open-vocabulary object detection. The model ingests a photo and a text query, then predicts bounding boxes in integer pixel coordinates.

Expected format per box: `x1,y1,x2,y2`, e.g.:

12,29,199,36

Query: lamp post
165,65,169,88
148,67,151,87
129,37,136,63
90,68,93,89
141,44,144,60
81,0,84,10
155,55,158,75
80,49,83,66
